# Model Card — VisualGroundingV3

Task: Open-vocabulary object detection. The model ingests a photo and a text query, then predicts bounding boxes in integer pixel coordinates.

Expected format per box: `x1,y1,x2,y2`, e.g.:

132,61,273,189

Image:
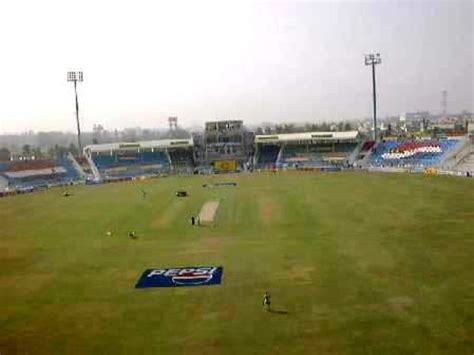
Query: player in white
263,291,271,311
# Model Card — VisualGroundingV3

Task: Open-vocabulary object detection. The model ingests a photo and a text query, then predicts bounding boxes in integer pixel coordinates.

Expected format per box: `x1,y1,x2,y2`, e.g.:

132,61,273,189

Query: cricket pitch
199,200,220,224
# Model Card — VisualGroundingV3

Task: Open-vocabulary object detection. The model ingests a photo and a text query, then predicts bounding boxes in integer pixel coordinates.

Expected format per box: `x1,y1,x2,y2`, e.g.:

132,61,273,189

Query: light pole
67,71,84,156
365,53,382,142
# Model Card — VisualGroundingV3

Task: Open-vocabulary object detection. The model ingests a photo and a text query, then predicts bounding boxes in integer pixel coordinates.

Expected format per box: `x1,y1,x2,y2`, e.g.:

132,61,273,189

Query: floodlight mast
365,53,382,142
67,71,83,156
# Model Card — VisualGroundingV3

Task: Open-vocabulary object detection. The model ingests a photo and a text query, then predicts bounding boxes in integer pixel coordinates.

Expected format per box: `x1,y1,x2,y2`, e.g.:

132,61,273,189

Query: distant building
400,111,432,132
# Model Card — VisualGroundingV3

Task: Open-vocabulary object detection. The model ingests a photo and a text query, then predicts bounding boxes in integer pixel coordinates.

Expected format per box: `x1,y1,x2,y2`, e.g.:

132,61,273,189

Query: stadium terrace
0,120,473,195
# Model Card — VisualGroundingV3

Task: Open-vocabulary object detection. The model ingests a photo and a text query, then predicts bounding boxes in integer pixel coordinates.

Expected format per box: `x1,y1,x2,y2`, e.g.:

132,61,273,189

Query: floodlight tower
441,90,447,116
169,116,178,130
365,53,382,141
67,71,84,156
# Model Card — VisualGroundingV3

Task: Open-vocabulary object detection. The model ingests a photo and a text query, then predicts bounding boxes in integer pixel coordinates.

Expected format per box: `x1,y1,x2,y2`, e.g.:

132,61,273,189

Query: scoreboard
213,160,237,172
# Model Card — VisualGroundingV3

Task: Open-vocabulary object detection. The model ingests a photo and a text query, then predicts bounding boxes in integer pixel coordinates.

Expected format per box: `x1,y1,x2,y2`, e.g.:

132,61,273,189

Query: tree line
254,121,355,135
0,121,356,161
0,144,79,162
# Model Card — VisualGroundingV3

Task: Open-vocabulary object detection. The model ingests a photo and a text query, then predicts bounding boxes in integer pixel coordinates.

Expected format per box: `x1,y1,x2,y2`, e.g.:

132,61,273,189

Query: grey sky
0,0,472,133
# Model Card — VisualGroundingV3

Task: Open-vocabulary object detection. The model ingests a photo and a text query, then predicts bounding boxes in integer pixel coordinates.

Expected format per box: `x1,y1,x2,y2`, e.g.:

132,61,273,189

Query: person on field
141,189,147,199
191,216,195,226
263,291,271,311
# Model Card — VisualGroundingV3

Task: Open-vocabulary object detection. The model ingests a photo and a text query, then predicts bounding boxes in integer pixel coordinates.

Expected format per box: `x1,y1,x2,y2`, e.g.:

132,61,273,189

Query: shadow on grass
268,309,289,315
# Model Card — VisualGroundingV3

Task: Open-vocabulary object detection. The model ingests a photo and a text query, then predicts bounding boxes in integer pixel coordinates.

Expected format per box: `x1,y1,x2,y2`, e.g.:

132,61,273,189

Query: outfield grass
1,171,473,354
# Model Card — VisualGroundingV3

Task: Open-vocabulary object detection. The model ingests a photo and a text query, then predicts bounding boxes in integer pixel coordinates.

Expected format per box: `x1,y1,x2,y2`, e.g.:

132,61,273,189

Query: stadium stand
67,153,88,178
0,174,8,191
280,145,324,166
256,144,280,166
360,141,376,152
91,150,169,178
255,131,360,168
353,140,376,167
452,146,474,174
168,148,195,173
83,138,194,180
0,159,80,190
370,138,462,168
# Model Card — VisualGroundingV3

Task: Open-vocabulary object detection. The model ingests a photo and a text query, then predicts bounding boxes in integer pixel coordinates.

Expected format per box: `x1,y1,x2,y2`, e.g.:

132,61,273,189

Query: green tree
32,146,43,159
320,122,331,131
52,145,69,159
282,124,295,133
387,123,392,135
47,147,55,159
0,147,11,161
22,144,31,157
68,143,78,156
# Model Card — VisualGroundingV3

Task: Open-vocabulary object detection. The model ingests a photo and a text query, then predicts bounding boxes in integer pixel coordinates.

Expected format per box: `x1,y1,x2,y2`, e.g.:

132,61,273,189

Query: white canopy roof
255,131,359,144
84,138,194,154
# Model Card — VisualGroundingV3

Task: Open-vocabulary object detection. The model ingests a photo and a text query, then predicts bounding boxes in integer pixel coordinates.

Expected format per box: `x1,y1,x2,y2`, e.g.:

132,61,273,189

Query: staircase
275,145,284,166
253,149,259,166
439,137,470,170
85,154,101,181
0,175,8,191
452,147,474,173
67,153,86,179
348,142,363,166
165,149,172,167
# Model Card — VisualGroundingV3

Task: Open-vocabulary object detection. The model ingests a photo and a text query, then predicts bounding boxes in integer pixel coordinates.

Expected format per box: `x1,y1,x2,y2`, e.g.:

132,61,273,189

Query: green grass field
1,171,473,354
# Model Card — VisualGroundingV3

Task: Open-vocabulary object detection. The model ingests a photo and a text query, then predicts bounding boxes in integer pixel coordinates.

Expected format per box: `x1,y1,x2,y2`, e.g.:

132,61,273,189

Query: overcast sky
0,0,472,133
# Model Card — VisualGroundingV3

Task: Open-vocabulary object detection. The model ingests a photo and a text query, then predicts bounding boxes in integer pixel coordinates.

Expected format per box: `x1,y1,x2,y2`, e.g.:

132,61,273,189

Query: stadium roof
5,167,66,179
254,131,359,143
84,138,194,153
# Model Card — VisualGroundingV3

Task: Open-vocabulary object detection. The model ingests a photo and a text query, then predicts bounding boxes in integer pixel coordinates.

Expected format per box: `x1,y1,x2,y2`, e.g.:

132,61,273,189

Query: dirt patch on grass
280,265,315,284
260,201,274,223
152,200,187,228
1,273,52,299
0,244,36,269
300,320,344,354
219,304,236,321
387,296,414,312
179,236,225,257
1,301,124,354
184,338,220,355
283,265,315,284
258,197,281,225
184,302,204,321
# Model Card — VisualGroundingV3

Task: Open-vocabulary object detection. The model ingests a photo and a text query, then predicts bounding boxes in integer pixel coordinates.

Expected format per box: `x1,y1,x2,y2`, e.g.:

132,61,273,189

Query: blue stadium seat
257,145,280,165
0,159,82,189
92,150,171,178
278,143,357,167
370,139,460,167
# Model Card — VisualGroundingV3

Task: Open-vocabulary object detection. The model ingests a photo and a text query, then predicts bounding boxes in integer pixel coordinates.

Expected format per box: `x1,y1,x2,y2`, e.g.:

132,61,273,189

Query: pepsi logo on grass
135,266,223,288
